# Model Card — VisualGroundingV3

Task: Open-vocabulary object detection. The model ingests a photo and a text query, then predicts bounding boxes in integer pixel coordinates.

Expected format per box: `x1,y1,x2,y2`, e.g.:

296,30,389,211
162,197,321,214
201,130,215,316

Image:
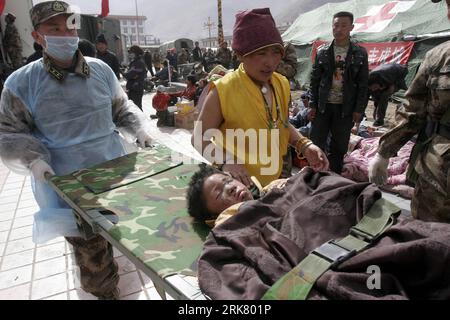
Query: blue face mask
43,35,79,61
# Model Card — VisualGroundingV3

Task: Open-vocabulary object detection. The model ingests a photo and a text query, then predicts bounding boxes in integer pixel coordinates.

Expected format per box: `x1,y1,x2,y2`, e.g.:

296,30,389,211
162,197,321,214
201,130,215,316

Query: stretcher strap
262,198,400,300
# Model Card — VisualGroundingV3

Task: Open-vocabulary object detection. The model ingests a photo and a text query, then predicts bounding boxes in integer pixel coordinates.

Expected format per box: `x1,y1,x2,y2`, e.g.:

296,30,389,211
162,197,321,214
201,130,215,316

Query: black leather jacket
97,50,121,80
124,57,147,93
310,40,369,116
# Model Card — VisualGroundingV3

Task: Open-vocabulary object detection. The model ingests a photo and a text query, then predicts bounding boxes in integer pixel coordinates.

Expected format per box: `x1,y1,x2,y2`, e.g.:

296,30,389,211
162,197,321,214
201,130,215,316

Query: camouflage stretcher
48,144,209,300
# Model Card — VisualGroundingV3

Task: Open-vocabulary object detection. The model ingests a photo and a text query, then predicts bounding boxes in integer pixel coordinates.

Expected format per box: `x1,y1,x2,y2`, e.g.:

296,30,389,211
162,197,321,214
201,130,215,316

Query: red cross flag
354,1,416,33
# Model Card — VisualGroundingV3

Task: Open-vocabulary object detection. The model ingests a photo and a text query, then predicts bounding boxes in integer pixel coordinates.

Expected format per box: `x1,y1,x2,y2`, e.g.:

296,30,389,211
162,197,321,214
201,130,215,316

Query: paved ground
0,89,411,300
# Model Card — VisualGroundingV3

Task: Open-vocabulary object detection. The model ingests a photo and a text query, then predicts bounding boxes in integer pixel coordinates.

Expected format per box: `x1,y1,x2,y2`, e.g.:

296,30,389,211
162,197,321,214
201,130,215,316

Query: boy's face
203,173,253,217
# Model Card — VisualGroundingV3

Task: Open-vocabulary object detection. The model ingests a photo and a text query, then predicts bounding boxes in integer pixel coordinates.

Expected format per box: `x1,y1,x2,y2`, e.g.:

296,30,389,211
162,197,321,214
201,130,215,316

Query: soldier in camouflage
3,13,23,70
276,42,298,82
0,1,154,299
369,0,450,223
216,42,232,69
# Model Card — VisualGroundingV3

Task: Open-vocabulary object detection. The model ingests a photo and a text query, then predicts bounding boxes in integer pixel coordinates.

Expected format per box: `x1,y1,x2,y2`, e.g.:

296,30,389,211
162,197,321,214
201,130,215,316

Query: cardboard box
176,100,195,114
174,110,198,130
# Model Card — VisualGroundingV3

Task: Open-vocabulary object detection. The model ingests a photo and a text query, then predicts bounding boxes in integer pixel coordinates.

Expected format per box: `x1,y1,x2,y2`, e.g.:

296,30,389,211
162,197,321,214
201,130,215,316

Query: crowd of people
0,0,448,300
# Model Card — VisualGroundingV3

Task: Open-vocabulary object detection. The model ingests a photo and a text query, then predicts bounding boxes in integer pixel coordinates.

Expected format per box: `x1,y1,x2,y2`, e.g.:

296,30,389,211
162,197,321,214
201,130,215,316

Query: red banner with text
311,40,415,70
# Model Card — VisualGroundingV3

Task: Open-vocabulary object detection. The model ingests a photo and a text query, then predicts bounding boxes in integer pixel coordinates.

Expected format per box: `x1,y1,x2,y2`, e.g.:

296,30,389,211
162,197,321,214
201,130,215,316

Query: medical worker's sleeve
108,70,151,141
0,88,51,174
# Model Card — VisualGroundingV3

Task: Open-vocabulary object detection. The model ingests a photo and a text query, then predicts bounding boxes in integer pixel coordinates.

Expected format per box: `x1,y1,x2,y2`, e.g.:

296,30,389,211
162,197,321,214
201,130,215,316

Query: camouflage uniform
66,235,119,299
0,1,152,299
276,42,298,80
177,49,189,65
152,51,162,71
3,20,23,69
378,41,450,222
216,46,232,69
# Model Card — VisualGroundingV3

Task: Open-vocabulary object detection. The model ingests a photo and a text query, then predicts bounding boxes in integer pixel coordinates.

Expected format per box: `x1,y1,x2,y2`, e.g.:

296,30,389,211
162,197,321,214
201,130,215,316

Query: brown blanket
197,168,450,300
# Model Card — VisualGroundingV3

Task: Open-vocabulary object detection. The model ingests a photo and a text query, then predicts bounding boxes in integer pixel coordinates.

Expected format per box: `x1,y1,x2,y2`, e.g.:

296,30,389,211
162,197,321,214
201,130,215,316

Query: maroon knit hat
232,8,284,57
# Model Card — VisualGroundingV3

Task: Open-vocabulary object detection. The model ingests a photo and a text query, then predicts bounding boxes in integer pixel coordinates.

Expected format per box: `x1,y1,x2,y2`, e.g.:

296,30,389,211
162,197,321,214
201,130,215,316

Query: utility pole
203,16,216,47
217,0,224,45
135,0,140,46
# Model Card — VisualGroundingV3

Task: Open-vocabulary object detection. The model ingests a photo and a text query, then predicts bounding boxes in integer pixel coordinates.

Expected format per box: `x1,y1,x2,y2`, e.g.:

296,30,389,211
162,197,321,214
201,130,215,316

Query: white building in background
108,14,159,47
200,35,232,49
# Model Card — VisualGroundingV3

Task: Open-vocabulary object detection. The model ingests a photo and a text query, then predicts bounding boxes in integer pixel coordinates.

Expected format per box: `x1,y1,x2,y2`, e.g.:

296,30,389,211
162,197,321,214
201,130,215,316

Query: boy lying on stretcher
186,164,450,300
187,164,288,228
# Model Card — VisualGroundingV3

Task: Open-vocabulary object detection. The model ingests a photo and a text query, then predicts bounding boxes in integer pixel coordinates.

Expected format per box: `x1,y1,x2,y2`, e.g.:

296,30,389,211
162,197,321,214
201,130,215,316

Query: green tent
282,0,450,91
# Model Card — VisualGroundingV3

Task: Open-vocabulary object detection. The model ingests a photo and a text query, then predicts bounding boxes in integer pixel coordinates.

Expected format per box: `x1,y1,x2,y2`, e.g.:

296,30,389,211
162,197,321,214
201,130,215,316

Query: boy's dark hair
333,11,354,24
187,164,222,221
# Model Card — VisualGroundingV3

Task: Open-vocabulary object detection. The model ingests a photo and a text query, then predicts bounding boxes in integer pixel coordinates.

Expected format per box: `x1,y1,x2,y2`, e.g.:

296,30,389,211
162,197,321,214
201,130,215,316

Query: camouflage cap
30,1,73,28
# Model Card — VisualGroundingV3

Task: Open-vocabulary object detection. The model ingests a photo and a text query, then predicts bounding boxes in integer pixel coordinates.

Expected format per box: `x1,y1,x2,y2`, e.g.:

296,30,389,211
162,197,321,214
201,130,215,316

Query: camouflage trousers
6,49,23,70
156,110,169,127
277,63,296,80
411,145,450,223
65,235,119,299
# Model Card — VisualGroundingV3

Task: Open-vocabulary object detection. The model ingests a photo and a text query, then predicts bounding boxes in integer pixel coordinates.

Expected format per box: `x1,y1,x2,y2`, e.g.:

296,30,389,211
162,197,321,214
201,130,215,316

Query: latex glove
368,153,389,186
136,130,153,148
30,159,55,182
